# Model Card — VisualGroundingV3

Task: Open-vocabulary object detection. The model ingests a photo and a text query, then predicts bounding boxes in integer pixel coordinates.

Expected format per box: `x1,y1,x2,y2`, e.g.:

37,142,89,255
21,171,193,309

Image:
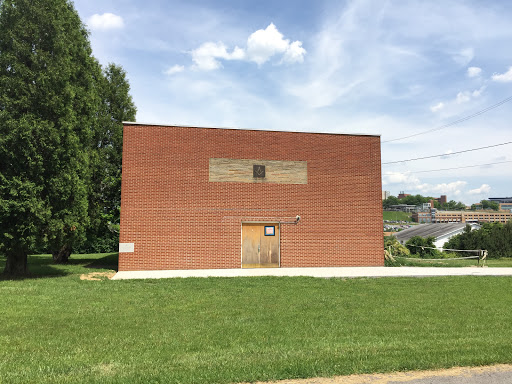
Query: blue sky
73,0,512,205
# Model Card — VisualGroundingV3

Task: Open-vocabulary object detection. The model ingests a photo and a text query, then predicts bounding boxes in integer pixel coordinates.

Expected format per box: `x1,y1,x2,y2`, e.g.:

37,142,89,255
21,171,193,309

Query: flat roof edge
122,121,381,137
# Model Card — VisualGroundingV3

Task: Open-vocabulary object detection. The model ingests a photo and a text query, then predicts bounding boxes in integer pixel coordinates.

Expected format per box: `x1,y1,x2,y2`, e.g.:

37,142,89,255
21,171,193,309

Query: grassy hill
2,253,512,383
383,211,413,222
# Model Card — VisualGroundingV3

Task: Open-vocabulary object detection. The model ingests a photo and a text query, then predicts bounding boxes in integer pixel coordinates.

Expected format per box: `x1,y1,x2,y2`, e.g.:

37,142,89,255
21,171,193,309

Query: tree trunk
52,245,72,263
3,252,28,276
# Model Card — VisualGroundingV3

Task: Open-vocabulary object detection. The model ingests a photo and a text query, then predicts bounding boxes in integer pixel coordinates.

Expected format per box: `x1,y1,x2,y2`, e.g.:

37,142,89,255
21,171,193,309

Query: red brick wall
119,124,383,271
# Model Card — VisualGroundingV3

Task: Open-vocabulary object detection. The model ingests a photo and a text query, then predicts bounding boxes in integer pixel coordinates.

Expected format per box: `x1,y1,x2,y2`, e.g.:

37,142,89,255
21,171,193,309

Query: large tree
0,0,102,274
82,63,136,253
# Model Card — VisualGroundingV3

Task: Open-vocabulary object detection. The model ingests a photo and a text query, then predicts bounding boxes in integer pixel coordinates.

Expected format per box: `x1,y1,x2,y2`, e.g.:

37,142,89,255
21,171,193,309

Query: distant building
436,195,447,204
415,211,433,223
398,191,410,199
388,204,418,213
421,202,432,211
463,211,512,223
488,198,512,211
429,195,447,205
488,197,512,203
382,190,390,200
395,223,480,249
499,203,512,212
412,210,512,224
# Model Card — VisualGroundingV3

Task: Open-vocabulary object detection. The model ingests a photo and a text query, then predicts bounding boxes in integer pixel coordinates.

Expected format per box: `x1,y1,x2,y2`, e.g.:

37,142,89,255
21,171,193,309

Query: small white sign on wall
119,243,135,253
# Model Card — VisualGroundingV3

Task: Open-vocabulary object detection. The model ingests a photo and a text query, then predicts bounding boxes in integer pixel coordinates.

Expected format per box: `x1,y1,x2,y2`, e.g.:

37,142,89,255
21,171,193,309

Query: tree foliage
0,1,138,273
385,236,410,257
382,196,400,209
0,0,103,274
400,194,431,206
470,200,499,211
80,64,136,253
483,200,499,211
405,236,440,258
439,200,466,210
383,194,466,211
444,222,512,258
383,194,430,209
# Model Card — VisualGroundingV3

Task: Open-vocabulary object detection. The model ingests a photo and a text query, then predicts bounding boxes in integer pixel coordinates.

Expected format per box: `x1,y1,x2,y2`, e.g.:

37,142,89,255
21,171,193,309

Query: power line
382,160,512,175
382,141,512,164
382,96,512,143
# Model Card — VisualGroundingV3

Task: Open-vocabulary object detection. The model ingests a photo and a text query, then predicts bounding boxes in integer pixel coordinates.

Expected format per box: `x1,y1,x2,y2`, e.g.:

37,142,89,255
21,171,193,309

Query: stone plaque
119,243,135,253
209,158,307,184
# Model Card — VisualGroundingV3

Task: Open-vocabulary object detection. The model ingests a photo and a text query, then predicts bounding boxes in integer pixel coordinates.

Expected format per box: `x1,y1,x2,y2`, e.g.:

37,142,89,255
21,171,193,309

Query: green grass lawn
383,211,413,222
1,254,512,383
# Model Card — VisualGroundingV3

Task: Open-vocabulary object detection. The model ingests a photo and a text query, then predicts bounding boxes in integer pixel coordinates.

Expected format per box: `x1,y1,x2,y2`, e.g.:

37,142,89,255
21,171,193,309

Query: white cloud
246,23,289,65
457,87,484,103
492,66,512,82
467,66,482,77
188,23,305,70
430,102,444,112
282,41,307,64
426,181,468,194
246,23,306,65
438,86,484,109
190,42,245,70
383,173,468,197
468,184,491,195
164,65,185,75
456,91,471,104
88,13,124,30
382,172,421,186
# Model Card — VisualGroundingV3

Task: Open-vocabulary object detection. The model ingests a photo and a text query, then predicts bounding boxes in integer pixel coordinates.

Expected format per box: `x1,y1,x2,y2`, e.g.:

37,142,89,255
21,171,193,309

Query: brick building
412,210,512,223
434,195,447,204
119,123,383,271
414,211,432,223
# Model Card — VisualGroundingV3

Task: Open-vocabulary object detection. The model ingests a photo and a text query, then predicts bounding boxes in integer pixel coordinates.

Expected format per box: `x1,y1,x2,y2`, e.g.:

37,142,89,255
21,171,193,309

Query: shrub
405,236,440,258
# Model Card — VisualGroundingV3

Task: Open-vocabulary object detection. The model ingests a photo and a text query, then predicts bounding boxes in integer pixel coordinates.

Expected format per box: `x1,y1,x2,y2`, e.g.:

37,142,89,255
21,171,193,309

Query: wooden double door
242,223,280,268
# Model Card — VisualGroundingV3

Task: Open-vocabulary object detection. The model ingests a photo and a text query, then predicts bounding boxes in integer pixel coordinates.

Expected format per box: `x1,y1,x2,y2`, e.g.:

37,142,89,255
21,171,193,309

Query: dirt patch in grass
92,362,121,376
80,271,116,281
